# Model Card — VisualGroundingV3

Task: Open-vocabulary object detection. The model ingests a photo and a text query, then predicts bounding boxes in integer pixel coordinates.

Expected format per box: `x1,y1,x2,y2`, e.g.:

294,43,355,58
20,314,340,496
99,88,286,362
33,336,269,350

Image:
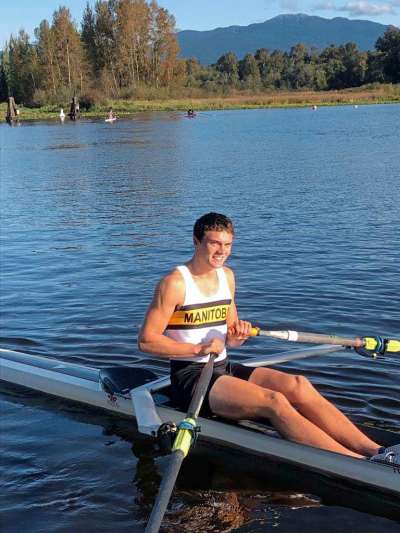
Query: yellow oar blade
387,339,400,353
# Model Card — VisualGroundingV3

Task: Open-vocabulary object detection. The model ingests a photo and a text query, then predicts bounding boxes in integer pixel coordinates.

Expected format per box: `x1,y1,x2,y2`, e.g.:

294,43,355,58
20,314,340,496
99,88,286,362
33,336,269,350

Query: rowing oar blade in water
145,352,217,533
249,328,400,356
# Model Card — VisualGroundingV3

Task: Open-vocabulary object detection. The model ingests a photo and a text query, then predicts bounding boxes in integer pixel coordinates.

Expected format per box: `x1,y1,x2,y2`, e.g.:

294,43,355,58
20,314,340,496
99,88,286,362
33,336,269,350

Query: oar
249,327,400,356
145,352,217,533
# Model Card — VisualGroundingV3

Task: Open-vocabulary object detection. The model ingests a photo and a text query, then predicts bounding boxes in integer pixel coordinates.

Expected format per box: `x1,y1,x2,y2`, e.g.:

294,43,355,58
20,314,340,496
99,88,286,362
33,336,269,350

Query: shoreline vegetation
2,85,399,122
2,2,399,124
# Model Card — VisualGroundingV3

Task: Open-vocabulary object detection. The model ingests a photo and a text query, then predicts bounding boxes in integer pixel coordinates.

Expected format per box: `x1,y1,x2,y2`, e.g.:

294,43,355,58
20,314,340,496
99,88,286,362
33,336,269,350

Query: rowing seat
100,366,158,396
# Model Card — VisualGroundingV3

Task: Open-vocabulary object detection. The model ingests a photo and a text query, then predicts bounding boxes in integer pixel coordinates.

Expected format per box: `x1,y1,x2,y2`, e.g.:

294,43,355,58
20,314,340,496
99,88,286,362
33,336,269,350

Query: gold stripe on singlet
166,299,231,330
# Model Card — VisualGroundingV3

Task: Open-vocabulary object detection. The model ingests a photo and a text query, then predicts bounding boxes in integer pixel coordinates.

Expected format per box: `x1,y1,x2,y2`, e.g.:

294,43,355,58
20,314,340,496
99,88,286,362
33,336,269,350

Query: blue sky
1,0,399,45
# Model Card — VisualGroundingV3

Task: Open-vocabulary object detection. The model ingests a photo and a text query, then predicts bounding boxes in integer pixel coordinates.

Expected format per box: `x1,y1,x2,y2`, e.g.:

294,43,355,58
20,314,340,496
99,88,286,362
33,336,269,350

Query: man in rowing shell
139,212,398,464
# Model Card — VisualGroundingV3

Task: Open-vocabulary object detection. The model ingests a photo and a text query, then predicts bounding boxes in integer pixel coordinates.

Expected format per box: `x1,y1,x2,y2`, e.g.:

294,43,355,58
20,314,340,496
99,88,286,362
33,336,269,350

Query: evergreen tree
6,30,38,103
35,20,58,96
0,49,10,100
81,2,97,78
93,0,118,91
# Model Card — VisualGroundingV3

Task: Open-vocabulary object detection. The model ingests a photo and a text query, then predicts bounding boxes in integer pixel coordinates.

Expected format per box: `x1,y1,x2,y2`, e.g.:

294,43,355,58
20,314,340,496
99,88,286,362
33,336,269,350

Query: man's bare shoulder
223,266,236,293
162,267,184,285
223,265,235,282
157,268,185,300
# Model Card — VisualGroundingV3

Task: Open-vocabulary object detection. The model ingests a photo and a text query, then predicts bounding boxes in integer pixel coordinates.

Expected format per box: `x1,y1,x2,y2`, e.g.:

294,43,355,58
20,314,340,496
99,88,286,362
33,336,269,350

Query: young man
138,212,397,462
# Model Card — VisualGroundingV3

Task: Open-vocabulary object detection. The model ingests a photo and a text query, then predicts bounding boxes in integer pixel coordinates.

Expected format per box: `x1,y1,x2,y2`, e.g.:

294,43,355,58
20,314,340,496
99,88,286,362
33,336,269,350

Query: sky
1,0,399,46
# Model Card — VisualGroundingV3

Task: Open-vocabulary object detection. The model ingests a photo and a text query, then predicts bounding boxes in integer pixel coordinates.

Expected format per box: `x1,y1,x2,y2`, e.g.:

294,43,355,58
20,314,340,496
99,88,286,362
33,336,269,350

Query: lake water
1,105,399,532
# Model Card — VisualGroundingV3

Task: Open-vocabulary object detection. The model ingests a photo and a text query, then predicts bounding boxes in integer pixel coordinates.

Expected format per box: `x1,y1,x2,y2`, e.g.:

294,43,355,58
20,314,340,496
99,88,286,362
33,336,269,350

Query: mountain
177,14,390,64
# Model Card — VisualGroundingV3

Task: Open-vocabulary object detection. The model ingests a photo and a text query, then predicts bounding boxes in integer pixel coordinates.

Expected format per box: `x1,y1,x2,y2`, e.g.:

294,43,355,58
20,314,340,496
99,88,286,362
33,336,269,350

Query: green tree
286,43,313,88
375,26,400,83
255,48,270,83
92,0,118,91
365,50,385,83
0,54,9,101
319,45,346,89
35,20,58,95
290,43,309,64
319,43,366,89
184,59,219,91
263,50,289,88
238,53,261,89
81,2,97,78
340,43,367,87
6,30,38,103
215,52,239,87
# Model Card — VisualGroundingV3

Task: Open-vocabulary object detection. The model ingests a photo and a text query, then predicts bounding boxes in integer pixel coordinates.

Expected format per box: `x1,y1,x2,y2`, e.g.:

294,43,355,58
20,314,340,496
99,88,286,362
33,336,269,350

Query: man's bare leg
209,375,364,457
249,367,380,456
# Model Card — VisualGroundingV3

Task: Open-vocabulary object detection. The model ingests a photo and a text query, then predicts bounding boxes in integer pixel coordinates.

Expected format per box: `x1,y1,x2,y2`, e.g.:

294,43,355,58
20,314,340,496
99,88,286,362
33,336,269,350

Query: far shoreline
2,86,399,122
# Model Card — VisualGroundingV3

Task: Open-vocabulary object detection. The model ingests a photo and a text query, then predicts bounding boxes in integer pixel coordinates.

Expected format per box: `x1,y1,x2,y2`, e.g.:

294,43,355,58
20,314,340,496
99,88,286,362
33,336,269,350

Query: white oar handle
250,327,364,348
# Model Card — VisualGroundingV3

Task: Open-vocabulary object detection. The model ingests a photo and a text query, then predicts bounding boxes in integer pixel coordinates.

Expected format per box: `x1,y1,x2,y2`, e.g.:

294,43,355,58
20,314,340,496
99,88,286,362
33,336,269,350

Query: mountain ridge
177,14,391,64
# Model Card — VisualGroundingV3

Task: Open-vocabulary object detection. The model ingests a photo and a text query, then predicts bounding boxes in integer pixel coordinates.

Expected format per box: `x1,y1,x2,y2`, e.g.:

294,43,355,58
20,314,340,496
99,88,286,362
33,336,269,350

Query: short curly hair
193,212,235,242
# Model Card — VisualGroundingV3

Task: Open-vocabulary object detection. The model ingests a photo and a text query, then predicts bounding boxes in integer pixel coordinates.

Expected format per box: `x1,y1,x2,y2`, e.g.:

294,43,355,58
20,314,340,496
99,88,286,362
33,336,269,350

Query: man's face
196,230,233,268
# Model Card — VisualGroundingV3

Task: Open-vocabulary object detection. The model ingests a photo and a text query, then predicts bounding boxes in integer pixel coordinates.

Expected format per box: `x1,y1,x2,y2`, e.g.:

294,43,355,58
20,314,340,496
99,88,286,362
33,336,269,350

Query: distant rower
106,108,117,122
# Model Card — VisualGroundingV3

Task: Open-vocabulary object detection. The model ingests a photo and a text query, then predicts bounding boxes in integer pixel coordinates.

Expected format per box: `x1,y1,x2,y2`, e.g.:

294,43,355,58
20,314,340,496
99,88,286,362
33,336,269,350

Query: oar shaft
145,451,184,533
251,328,363,348
145,353,217,533
187,353,217,418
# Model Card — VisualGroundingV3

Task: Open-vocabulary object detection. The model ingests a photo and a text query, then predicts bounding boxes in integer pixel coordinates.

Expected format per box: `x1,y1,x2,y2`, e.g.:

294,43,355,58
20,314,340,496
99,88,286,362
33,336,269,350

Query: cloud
313,1,397,16
313,1,337,8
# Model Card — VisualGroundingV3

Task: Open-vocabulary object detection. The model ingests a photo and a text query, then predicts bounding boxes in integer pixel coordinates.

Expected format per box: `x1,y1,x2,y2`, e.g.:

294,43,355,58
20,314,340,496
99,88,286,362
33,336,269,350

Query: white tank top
165,265,232,362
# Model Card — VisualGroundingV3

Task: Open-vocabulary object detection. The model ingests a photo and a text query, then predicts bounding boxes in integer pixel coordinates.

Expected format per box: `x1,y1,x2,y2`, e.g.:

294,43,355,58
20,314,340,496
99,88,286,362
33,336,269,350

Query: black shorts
170,358,254,417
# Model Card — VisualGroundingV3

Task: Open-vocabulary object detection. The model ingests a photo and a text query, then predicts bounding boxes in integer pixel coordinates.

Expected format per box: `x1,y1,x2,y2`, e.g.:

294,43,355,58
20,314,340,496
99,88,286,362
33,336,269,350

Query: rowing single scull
0,346,399,521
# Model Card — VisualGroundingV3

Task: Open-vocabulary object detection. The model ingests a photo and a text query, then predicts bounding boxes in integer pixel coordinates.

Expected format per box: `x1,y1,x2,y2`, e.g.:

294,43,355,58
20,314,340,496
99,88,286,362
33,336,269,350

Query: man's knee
266,390,292,418
289,374,313,404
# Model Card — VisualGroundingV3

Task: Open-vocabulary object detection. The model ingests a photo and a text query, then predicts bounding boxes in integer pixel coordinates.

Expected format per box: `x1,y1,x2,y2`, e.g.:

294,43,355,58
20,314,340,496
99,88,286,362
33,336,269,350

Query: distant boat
105,109,117,122
312,105,318,111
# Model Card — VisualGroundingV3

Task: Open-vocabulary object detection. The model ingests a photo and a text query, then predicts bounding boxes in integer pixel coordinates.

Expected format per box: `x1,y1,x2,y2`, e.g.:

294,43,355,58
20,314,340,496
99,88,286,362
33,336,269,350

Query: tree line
0,0,399,107
0,0,181,106
189,28,400,93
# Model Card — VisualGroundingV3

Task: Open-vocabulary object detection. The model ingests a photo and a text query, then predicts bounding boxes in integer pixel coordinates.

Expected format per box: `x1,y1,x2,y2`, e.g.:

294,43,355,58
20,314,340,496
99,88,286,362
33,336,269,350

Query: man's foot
370,444,400,466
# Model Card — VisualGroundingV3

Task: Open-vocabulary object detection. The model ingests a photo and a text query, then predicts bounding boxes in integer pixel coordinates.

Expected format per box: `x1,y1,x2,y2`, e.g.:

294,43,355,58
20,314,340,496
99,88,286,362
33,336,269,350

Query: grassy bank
1,85,399,122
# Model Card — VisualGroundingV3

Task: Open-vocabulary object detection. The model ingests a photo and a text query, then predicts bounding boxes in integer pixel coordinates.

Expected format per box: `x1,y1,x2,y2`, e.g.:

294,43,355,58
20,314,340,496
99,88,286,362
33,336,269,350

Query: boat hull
1,348,399,520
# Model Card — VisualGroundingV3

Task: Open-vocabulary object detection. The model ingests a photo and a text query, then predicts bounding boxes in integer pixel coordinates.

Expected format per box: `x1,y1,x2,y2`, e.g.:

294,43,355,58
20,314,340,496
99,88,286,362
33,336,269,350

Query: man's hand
227,320,252,345
195,337,225,356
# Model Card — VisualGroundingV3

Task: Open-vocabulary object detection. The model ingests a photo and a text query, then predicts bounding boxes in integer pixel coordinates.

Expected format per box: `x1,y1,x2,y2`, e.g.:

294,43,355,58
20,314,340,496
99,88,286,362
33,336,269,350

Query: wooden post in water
6,97,19,125
68,96,80,121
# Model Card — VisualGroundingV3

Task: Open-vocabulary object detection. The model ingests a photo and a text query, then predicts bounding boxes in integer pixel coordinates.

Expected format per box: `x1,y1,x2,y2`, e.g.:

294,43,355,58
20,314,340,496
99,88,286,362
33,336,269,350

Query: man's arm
225,267,252,347
138,270,225,359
